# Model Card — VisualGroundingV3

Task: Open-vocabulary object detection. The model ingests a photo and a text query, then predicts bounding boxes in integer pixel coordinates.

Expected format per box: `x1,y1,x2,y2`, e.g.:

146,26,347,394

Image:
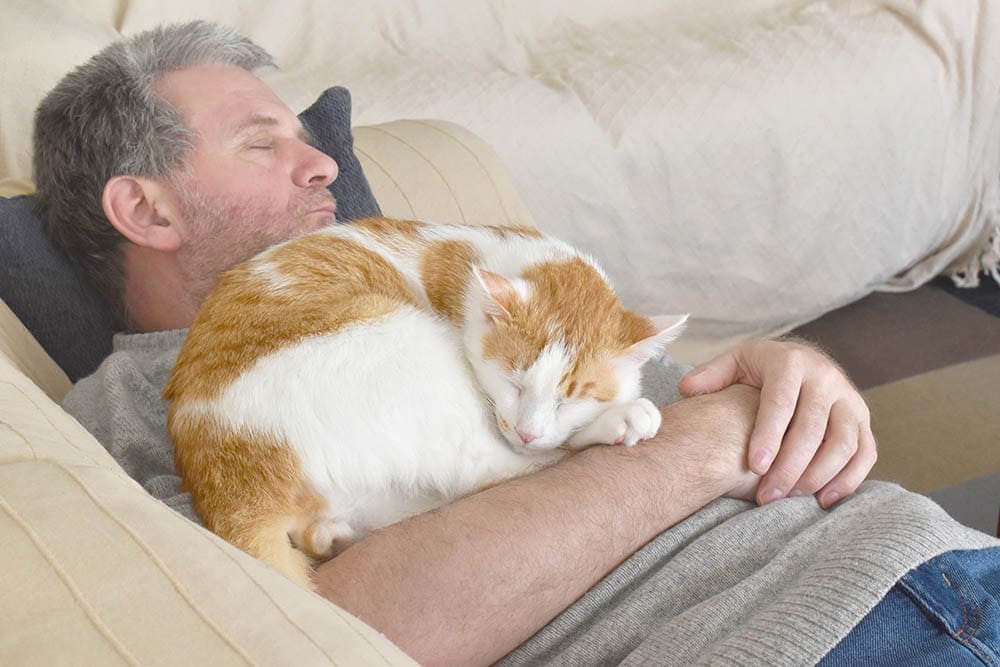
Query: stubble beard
173,180,336,311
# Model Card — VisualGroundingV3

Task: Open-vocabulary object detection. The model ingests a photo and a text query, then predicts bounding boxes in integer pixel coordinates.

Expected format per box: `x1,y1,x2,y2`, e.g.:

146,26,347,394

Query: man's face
155,64,339,299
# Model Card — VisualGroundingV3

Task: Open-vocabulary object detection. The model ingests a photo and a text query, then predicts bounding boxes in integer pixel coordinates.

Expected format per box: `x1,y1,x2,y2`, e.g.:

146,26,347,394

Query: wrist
570,415,729,531
638,387,761,503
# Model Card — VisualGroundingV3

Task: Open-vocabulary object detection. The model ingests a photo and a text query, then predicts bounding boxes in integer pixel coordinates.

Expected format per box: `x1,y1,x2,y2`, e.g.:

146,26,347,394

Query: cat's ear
471,267,525,323
614,314,689,368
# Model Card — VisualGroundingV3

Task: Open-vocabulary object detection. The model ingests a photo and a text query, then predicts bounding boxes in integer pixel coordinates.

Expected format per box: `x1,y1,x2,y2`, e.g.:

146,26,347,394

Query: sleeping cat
163,217,687,588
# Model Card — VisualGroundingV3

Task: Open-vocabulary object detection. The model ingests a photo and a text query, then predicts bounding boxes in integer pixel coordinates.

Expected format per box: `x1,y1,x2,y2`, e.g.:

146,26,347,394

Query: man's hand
677,338,877,509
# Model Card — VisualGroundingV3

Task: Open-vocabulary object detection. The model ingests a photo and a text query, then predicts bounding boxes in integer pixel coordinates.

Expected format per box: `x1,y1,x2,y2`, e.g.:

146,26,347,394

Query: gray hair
32,20,274,328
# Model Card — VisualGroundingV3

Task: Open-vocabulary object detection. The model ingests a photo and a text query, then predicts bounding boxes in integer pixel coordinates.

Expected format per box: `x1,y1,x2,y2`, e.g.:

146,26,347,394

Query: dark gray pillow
301,87,381,224
0,194,116,381
0,86,380,382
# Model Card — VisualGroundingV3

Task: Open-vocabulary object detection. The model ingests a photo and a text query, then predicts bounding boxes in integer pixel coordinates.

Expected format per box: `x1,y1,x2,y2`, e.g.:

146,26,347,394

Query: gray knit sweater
63,330,998,666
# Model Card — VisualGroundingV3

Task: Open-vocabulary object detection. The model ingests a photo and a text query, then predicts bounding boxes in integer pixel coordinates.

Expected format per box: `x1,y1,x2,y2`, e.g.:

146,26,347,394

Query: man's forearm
313,390,756,666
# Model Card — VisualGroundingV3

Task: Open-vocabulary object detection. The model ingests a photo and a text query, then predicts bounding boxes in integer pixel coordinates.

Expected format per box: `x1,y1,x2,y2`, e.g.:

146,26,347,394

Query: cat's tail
167,406,317,589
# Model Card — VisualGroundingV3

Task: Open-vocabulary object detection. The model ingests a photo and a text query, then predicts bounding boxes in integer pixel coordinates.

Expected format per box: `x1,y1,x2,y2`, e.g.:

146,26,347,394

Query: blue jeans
819,546,1000,666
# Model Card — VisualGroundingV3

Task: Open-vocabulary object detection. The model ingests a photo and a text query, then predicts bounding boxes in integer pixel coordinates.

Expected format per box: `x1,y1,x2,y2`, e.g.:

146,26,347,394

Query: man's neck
121,245,199,332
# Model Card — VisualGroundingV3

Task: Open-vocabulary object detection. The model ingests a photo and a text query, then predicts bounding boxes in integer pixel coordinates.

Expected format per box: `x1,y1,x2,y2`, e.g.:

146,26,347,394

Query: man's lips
311,203,336,216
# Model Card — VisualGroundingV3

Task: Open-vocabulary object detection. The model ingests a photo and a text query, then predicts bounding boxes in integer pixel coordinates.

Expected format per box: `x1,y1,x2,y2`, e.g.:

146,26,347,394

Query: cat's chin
505,437,563,455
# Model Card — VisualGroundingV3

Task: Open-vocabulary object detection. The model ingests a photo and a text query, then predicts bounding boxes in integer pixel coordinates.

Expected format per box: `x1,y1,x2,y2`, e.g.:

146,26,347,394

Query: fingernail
762,487,783,504
821,490,840,507
753,449,774,472
788,488,804,498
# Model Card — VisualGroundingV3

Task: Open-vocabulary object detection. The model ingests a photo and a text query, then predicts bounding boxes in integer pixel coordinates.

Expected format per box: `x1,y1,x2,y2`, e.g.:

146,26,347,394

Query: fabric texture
819,547,1000,666
498,487,998,666
934,274,1000,318
0,86,379,383
60,328,1000,667
4,1,1000,363
62,329,196,521
352,120,539,229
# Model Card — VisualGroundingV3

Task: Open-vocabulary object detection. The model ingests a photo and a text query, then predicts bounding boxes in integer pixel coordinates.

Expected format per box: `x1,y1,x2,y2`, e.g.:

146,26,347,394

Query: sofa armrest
355,119,539,229
0,351,415,665
0,298,71,403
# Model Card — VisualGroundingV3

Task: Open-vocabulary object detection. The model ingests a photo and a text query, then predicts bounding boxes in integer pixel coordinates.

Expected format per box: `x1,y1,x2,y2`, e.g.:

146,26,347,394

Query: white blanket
3,0,999,362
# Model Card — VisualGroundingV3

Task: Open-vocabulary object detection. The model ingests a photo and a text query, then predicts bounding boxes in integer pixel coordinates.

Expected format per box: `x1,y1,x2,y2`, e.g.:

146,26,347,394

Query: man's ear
102,176,184,251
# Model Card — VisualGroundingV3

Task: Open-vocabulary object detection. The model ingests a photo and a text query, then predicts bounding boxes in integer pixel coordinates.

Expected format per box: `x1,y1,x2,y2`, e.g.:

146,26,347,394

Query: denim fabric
820,547,1000,666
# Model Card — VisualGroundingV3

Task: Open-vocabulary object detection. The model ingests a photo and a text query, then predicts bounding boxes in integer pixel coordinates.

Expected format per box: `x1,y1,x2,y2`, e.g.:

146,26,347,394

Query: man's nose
293,144,338,189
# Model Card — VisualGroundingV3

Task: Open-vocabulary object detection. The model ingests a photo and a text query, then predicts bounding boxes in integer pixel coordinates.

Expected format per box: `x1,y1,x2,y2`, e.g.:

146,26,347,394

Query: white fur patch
249,261,293,291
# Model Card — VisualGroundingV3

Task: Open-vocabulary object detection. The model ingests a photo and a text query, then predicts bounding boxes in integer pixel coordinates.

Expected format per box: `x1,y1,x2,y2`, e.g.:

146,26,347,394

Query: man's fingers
746,357,804,475
678,350,741,396
755,381,828,503
786,401,859,496
816,423,879,509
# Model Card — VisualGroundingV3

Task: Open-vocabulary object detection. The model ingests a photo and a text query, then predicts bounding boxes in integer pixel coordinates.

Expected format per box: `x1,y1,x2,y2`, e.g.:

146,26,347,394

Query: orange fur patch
350,216,427,253
168,409,319,586
482,224,543,239
420,240,482,326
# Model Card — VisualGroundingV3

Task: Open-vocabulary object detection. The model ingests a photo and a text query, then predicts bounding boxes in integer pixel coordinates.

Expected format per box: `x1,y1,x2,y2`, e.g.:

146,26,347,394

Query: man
35,21,997,666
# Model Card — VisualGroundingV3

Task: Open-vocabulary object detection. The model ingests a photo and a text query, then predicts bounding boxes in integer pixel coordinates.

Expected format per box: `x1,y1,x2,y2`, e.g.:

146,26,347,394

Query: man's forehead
156,64,296,132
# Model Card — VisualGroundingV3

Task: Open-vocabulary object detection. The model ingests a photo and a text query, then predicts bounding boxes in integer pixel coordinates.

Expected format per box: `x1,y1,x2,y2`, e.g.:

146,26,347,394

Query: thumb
678,350,741,396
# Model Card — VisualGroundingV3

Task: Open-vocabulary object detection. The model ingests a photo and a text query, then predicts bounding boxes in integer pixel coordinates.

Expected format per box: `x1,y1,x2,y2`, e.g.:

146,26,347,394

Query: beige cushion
0,299,70,403
356,119,538,228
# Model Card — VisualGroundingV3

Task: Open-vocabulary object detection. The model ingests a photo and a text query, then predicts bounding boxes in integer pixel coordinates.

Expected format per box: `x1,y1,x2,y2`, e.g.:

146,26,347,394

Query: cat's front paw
296,518,358,560
571,398,662,448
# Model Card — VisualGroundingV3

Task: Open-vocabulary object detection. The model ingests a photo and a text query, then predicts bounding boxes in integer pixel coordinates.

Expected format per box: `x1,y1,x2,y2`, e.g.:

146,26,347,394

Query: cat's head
466,259,687,452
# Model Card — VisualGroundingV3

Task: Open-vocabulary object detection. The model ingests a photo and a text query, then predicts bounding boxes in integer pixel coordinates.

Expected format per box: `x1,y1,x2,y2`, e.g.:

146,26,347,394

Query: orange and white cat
164,217,686,587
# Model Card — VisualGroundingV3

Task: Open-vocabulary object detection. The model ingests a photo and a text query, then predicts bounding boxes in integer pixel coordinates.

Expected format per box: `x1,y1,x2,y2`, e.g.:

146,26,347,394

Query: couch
4,1,1000,363
2,2,998,663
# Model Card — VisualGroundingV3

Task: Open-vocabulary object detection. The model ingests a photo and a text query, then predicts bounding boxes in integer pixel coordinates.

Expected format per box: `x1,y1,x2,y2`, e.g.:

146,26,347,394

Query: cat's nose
517,429,540,445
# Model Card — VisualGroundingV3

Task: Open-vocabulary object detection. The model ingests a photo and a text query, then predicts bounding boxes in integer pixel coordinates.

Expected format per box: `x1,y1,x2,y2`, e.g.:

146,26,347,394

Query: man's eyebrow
231,113,314,145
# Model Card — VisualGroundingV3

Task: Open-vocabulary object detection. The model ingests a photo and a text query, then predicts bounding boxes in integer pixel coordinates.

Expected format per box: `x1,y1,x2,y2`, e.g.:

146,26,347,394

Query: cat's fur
164,217,686,587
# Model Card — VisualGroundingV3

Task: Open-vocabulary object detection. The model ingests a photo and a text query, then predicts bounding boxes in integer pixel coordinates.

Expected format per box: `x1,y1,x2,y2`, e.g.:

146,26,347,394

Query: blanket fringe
947,218,1000,288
